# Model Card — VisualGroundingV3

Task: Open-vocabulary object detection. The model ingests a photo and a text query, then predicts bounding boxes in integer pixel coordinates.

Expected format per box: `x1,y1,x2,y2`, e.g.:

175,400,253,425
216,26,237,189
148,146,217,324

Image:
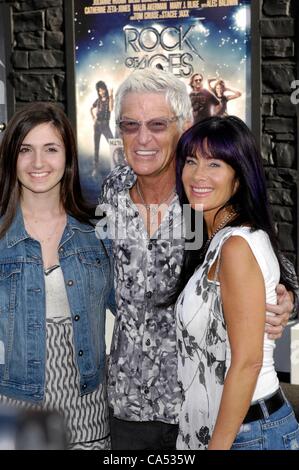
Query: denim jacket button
78,350,84,356
82,384,87,390
67,280,74,286
59,247,64,253
74,315,80,321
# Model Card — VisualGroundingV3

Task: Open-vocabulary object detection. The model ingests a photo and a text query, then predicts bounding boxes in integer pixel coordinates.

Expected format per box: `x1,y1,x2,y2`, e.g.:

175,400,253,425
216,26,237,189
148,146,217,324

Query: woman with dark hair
91,80,114,175
0,102,114,449
174,115,299,450
208,78,241,116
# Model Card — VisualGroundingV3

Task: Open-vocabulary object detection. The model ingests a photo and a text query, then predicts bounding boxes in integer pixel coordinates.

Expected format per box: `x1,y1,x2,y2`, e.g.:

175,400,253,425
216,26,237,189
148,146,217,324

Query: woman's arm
266,285,293,339
109,89,114,112
208,236,265,450
91,105,96,120
225,87,242,101
208,77,217,91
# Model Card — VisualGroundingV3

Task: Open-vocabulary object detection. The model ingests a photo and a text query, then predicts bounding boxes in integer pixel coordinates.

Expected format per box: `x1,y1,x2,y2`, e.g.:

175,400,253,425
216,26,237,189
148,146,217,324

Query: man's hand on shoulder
265,284,293,340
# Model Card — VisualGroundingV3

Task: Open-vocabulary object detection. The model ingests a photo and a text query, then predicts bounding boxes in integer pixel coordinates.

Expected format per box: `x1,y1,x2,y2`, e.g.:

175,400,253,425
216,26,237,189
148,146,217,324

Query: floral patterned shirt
176,230,227,450
99,165,184,423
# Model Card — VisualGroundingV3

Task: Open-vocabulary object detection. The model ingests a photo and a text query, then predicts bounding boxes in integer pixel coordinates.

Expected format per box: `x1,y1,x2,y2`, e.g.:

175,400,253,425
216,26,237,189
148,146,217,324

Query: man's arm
266,255,298,339
281,254,299,319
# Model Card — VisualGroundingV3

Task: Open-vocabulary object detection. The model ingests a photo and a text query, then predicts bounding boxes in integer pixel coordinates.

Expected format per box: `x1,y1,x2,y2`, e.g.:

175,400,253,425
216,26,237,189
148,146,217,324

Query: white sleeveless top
176,226,280,450
222,227,280,400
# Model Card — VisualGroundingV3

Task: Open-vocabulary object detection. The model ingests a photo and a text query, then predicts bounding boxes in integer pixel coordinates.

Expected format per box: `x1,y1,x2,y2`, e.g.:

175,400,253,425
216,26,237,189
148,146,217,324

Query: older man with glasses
99,68,296,450
189,72,220,123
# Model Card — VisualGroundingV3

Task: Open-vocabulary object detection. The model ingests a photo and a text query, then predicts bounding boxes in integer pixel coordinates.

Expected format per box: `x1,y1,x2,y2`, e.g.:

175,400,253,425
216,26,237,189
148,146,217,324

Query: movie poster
0,4,8,143
73,0,251,203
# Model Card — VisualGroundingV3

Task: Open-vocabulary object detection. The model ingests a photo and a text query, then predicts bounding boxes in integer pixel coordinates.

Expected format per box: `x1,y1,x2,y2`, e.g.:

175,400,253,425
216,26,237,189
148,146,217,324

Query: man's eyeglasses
117,116,180,134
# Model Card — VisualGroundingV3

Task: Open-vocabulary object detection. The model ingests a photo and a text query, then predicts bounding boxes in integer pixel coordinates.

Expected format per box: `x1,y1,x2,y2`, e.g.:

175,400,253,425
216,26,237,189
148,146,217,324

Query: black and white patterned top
99,165,184,423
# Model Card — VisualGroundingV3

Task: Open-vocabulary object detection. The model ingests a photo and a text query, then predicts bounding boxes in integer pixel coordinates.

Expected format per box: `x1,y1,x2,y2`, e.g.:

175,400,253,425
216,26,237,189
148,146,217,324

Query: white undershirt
44,266,71,321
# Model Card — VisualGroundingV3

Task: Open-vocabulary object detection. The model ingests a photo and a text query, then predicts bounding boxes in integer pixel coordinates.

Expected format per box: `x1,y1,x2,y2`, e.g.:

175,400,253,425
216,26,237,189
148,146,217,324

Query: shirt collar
6,206,29,248
111,165,137,193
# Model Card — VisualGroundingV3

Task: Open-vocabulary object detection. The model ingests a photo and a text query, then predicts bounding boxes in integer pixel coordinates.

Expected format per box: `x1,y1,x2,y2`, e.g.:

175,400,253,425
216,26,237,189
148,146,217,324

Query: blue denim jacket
0,208,115,403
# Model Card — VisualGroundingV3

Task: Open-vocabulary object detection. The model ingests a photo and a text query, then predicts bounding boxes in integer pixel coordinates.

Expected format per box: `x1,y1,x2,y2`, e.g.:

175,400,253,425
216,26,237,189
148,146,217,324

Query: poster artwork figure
208,77,242,116
189,73,220,123
90,81,114,175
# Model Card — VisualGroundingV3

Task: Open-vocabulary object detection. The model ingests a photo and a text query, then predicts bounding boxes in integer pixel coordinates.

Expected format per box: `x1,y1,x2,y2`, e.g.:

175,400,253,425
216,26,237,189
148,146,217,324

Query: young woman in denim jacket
0,103,115,449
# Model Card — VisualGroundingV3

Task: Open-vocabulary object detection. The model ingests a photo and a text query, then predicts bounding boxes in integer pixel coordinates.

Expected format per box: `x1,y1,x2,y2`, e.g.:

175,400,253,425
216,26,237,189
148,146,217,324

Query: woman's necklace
200,210,237,260
136,181,175,216
24,214,66,244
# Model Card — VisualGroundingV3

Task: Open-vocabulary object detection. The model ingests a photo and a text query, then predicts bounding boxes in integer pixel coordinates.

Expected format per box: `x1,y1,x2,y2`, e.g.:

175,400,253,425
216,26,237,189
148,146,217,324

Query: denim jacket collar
6,206,95,248
6,206,29,248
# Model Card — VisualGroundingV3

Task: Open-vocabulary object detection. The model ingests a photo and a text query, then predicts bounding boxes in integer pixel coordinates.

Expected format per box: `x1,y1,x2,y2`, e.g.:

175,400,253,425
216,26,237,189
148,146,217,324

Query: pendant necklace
200,210,237,261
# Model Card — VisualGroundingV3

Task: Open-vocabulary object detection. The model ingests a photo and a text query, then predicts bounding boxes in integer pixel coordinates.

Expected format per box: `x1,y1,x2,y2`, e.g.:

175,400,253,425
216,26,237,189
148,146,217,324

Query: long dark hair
0,102,96,238
96,80,109,96
171,115,295,302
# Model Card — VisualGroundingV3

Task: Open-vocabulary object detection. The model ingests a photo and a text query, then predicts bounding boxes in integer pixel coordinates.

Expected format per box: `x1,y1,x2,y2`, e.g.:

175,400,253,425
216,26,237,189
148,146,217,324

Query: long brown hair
0,102,95,238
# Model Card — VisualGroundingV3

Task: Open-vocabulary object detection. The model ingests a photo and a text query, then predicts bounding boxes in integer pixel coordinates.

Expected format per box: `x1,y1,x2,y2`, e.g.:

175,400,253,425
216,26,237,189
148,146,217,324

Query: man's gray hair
115,68,193,130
